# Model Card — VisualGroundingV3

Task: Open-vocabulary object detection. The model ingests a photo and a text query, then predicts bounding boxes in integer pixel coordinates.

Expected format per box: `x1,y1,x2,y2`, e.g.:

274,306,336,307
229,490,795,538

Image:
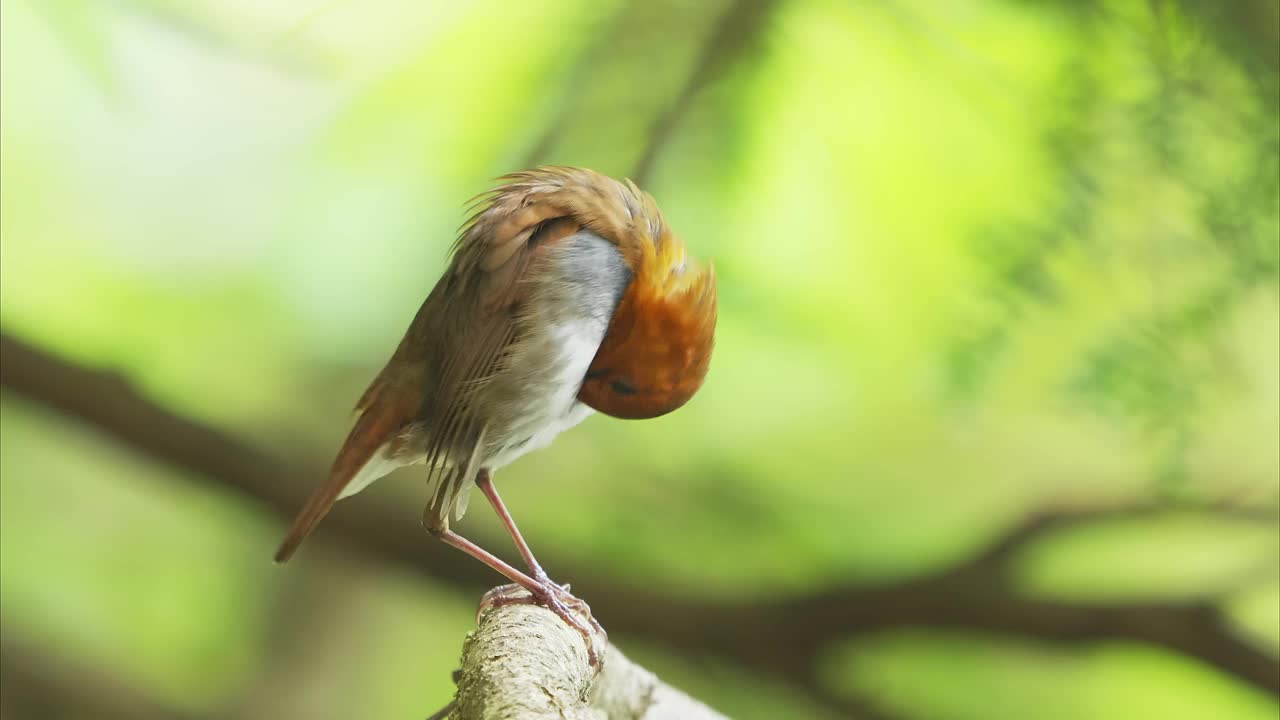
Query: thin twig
630,0,779,185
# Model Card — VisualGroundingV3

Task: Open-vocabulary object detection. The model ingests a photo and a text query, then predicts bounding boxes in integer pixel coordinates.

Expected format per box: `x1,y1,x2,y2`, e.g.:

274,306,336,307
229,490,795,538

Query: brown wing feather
419,217,584,527
273,378,420,562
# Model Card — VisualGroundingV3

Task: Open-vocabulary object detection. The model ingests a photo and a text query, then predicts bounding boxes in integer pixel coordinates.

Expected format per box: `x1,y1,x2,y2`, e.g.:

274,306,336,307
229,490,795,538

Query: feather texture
275,166,710,560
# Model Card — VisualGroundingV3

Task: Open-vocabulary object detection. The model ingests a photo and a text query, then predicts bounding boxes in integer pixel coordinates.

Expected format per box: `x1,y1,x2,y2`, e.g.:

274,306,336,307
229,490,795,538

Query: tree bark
451,598,727,720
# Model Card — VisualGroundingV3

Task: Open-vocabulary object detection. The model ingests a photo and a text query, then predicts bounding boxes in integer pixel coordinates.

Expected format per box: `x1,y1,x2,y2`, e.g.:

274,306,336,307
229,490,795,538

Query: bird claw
478,580,607,669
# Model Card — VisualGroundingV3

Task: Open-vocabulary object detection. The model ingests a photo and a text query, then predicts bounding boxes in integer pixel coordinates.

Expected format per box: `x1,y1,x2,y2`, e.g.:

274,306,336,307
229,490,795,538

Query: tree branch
2,331,1276,711
630,0,778,185
0,633,213,720
451,598,726,720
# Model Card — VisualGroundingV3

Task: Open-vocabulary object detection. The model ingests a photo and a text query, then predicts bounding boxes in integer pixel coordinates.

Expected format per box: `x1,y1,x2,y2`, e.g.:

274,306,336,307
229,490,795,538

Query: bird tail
273,387,415,563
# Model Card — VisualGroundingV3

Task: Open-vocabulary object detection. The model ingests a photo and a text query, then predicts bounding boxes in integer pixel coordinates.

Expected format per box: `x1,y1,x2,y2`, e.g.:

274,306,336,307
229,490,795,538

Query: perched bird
274,166,717,661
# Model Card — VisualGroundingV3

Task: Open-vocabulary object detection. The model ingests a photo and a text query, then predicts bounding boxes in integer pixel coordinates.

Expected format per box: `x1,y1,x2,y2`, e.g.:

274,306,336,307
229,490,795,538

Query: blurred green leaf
1013,511,1279,603
0,397,277,711
824,631,1279,720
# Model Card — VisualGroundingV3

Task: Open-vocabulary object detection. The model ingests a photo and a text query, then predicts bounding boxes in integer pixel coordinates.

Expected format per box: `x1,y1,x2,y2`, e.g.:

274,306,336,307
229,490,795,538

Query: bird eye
610,378,637,396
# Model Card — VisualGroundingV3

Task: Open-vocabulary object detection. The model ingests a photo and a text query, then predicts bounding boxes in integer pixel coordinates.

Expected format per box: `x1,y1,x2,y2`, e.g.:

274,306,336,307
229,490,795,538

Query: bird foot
478,580,607,669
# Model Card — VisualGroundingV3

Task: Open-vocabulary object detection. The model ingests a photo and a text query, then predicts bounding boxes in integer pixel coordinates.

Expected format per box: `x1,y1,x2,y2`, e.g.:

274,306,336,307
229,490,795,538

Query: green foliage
826,631,1278,720
1,0,1276,717
1013,511,1279,602
0,399,276,709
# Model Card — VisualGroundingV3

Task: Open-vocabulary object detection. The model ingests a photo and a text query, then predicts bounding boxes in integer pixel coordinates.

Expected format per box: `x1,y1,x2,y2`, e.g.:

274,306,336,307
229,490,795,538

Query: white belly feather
336,229,628,519
484,318,602,470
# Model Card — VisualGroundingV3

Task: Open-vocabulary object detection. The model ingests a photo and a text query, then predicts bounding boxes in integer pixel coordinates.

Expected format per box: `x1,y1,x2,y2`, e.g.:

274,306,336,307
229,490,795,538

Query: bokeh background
2,0,1278,718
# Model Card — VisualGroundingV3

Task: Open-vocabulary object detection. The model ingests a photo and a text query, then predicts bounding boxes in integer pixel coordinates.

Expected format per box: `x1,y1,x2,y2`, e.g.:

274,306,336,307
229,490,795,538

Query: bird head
578,227,717,420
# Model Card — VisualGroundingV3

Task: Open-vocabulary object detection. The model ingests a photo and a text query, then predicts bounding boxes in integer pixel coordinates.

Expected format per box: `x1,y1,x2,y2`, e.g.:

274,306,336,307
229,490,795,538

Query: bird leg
429,525,601,665
475,469,547,580
474,470,606,662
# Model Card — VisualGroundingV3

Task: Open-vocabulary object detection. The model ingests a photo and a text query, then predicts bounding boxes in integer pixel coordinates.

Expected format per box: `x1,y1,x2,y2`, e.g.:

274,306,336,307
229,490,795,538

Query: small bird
274,166,717,661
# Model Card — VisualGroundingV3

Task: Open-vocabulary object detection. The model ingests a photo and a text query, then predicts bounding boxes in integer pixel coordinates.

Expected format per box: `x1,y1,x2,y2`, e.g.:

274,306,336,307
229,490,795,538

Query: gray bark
450,600,728,720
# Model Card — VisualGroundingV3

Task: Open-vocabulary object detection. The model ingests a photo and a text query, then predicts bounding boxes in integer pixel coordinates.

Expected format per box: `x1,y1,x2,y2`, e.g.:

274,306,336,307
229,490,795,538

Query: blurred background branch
1,633,214,720
3,331,1276,714
629,0,778,186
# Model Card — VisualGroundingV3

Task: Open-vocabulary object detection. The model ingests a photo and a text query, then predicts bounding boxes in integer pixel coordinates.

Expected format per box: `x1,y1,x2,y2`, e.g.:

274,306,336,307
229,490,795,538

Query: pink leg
433,528,541,592
476,470,547,580
433,525,601,664
472,470,606,665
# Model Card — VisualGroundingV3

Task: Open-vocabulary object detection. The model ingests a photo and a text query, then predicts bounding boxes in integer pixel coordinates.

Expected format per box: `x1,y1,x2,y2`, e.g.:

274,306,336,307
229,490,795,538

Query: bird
273,166,717,663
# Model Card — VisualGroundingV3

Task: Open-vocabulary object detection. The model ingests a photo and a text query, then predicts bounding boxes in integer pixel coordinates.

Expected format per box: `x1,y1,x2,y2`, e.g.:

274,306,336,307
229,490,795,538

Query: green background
1,0,1277,718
